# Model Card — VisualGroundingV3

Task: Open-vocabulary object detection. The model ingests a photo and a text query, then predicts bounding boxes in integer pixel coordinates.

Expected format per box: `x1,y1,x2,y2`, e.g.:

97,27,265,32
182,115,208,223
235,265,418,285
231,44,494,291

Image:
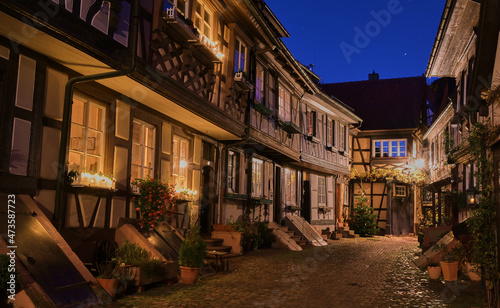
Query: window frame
394,184,407,197
308,110,317,137
339,124,346,150
234,38,247,73
68,97,106,175
193,0,213,40
278,86,291,121
255,63,264,104
131,119,156,182
251,158,263,198
172,135,189,190
284,168,297,206
318,176,326,207
227,150,239,193
373,139,407,158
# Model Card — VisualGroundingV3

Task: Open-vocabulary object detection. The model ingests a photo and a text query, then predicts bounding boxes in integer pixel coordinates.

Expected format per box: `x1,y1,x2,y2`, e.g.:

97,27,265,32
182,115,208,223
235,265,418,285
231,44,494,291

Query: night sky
266,0,446,83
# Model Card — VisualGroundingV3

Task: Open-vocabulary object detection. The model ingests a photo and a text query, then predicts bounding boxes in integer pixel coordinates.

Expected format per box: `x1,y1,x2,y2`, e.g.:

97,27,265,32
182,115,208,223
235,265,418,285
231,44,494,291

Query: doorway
274,166,282,223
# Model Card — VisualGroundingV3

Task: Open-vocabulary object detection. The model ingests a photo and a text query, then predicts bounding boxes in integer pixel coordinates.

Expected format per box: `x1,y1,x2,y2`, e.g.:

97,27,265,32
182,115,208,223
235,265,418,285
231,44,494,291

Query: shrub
349,192,378,236
179,225,207,268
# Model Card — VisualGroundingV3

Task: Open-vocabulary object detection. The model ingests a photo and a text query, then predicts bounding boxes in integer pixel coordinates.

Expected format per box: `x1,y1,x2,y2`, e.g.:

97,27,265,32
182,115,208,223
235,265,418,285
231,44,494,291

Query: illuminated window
252,158,263,197
173,136,189,190
285,168,297,206
193,0,212,40
131,120,155,181
318,176,326,207
68,98,105,174
234,38,247,73
373,139,406,158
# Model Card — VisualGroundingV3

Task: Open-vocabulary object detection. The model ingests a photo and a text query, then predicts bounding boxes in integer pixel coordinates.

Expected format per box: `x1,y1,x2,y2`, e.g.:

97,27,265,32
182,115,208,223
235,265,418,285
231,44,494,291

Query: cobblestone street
109,237,484,308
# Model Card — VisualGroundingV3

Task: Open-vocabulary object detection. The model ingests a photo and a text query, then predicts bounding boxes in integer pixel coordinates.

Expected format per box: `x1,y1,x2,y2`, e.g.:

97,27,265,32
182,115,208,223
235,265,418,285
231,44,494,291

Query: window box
325,145,334,151
162,8,199,43
250,197,272,206
306,135,321,143
226,192,248,200
318,206,332,214
253,101,273,116
234,71,254,91
194,35,223,64
286,205,301,212
280,120,301,134
339,149,345,156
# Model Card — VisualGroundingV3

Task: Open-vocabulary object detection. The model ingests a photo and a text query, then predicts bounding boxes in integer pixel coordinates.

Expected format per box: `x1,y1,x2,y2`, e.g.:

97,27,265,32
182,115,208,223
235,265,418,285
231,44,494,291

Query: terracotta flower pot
180,266,200,284
96,278,119,298
466,262,481,282
440,261,459,281
427,265,442,280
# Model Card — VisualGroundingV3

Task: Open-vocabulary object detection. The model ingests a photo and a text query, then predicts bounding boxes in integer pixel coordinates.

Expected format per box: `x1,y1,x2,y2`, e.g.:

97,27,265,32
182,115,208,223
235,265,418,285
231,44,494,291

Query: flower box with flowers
131,178,177,230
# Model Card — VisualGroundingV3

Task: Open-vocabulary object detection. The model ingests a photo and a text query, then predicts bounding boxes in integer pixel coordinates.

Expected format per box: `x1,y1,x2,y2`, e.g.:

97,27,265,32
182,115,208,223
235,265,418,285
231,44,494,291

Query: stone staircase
203,236,232,253
338,225,360,238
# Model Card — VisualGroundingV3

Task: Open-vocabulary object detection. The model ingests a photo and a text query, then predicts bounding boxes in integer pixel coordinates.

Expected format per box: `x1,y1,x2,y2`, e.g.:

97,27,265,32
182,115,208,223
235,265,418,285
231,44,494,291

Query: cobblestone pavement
109,236,485,308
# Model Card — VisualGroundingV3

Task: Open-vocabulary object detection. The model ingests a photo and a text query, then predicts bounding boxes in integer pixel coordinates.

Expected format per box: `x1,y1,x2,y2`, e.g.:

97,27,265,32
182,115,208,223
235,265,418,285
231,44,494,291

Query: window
173,136,188,190
318,176,326,207
373,139,406,158
285,168,297,206
327,119,335,146
278,86,291,121
255,64,264,103
227,151,239,193
68,98,105,174
234,38,246,73
193,0,212,40
339,124,346,150
131,120,155,181
251,158,263,197
308,110,316,136
394,184,406,197
267,72,275,110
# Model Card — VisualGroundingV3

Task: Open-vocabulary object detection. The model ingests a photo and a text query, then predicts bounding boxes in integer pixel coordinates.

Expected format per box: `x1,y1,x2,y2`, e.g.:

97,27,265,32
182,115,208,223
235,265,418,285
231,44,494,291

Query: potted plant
114,241,171,290
178,225,207,284
96,261,119,298
466,262,481,282
131,178,176,230
427,261,442,280
437,242,464,282
321,227,332,240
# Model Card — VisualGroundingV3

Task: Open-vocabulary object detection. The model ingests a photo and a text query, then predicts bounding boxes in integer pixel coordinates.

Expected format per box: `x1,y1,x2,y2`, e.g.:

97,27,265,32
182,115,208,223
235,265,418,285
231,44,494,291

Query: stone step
206,245,232,253
203,237,224,246
290,235,301,241
342,229,355,238
347,233,360,238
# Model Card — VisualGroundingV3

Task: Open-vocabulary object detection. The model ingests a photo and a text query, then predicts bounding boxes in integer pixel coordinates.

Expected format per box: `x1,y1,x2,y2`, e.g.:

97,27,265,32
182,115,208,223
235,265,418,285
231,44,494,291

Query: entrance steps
268,222,303,251
284,216,328,246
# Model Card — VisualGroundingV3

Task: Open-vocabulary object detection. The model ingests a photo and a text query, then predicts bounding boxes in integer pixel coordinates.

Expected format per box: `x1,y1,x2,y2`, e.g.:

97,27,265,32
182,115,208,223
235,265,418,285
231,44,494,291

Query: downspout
53,0,140,230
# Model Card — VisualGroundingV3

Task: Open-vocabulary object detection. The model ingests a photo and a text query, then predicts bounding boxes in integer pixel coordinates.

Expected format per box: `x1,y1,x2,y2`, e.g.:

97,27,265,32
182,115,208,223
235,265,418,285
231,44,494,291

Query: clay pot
180,266,200,284
96,278,119,298
466,262,481,282
440,261,459,281
427,265,442,280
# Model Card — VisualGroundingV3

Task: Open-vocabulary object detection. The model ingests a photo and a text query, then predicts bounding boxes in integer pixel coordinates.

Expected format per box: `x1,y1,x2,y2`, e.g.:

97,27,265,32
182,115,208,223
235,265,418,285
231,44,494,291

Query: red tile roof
320,76,426,131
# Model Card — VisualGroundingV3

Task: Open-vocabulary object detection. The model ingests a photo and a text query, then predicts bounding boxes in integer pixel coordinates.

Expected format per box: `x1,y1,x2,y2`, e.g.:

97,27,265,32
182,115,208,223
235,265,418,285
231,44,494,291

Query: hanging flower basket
131,178,177,230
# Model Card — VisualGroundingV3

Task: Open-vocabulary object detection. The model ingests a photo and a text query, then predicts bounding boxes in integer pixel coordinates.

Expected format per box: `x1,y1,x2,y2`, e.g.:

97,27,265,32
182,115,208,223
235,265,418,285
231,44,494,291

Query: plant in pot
437,242,464,282
114,241,168,289
96,260,119,298
426,257,442,280
178,225,207,284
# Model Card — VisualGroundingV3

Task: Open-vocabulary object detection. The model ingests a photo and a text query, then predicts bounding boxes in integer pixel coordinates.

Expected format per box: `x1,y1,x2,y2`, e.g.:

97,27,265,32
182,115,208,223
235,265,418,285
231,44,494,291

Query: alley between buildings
109,237,483,308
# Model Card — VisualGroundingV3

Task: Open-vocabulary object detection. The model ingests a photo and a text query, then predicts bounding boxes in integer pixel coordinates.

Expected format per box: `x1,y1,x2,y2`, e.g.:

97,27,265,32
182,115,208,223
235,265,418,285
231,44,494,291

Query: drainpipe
53,0,140,230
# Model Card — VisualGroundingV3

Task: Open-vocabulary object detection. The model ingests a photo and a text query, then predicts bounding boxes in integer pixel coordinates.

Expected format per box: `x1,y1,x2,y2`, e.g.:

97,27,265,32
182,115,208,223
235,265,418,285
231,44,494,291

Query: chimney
368,70,379,81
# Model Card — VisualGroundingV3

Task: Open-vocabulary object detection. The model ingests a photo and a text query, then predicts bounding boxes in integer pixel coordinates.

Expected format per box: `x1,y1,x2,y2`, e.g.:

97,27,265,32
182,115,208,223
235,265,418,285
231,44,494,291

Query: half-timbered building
321,73,427,236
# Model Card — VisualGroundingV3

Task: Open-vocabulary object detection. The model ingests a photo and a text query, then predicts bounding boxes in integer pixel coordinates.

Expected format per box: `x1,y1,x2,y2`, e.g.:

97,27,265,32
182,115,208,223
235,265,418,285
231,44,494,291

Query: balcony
161,8,199,43
234,71,254,91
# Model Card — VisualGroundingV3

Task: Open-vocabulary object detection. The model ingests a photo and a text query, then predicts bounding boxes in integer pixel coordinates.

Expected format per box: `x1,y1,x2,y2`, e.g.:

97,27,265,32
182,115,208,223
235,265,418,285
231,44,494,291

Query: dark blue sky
266,0,446,84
